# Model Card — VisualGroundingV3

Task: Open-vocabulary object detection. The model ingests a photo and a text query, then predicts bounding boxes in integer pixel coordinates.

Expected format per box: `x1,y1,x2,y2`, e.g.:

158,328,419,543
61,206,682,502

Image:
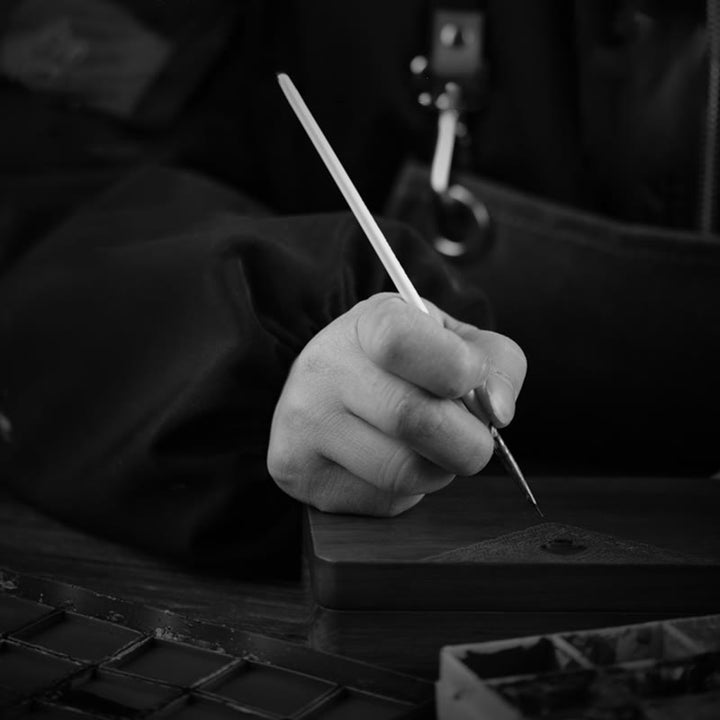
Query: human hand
267,293,527,516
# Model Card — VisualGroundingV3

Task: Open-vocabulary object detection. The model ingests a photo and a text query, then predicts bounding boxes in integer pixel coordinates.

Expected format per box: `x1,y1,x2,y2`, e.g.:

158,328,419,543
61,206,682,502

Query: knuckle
362,299,409,365
379,450,453,496
266,447,300,493
274,396,311,443
267,427,307,493
267,408,319,496
371,322,404,366
438,345,476,398
393,392,444,442
293,347,331,378
379,449,421,495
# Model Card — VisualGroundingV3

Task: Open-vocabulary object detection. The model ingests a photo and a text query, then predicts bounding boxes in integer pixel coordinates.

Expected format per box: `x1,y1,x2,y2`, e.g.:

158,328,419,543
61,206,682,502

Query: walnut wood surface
306,476,720,612
309,476,720,561
309,608,679,678
4,476,719,681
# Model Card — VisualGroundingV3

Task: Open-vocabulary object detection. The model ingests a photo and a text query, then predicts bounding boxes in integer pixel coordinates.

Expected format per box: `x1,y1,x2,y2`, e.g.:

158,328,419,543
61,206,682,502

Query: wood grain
305,475,720,676
309,608,680,678
306,476,720,611
0,489,312,645
423,522,708,564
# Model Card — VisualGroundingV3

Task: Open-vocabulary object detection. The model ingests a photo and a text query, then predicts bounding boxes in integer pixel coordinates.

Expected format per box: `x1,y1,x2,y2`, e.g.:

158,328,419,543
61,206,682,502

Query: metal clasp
411,8,492,258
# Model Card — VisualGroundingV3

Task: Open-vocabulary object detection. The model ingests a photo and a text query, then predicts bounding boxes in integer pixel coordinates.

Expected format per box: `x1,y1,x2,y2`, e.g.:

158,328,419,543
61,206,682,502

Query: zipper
700,0,720,235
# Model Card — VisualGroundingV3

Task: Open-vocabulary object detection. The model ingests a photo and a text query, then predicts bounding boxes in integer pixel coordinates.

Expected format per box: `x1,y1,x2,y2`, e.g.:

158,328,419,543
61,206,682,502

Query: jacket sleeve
0,167,490,576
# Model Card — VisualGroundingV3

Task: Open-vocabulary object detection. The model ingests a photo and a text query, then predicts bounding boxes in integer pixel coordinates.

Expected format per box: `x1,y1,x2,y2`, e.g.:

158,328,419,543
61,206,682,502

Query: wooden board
305,476,720,676
306,476,720,613
308,606,681,678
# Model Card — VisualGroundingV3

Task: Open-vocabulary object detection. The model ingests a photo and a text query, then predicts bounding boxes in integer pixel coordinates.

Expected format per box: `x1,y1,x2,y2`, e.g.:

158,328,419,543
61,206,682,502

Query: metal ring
433,183,492,258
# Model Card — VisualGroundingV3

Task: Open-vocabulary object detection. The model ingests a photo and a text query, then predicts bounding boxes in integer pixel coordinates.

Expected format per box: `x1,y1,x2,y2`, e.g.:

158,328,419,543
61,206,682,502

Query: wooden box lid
305,476,720,613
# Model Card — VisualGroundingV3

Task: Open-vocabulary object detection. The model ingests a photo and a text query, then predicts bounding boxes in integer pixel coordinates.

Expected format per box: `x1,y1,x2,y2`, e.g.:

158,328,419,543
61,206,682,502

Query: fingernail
485,372,515,426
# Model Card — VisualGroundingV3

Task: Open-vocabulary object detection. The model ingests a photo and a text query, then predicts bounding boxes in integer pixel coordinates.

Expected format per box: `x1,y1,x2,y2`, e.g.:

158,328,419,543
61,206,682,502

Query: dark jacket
0,0,718,573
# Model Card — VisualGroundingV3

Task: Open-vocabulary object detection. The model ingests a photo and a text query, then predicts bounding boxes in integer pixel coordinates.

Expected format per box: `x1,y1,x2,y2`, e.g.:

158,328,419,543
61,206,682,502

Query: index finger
355,294,526,408
440,310,527,397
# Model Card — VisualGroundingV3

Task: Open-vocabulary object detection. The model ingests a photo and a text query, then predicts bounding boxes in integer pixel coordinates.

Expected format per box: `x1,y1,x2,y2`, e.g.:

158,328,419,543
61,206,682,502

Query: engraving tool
278,72,543,518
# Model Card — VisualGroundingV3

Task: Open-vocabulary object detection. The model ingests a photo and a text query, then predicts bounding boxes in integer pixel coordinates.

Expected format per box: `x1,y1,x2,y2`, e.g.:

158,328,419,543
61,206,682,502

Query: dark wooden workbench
5,475,719,681
0,488,313,648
